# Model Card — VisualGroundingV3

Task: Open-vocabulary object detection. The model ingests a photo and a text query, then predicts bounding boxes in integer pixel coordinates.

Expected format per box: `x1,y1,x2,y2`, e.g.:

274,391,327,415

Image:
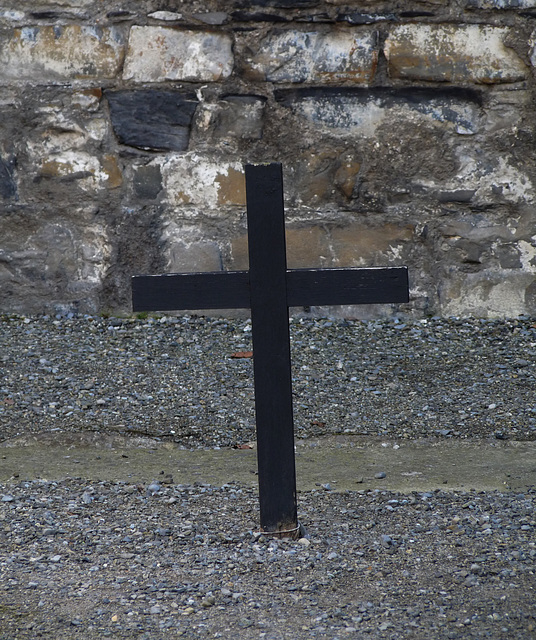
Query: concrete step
1,432,534,492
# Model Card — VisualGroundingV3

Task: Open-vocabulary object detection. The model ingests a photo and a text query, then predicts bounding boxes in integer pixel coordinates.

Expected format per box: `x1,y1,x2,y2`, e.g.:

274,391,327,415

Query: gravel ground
1,480,535,639
1,313,536,445
1,314,536,639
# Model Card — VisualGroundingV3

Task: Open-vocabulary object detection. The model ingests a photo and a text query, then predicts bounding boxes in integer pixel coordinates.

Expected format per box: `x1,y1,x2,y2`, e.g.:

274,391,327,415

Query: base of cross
258,521,302,540
132,163,409,537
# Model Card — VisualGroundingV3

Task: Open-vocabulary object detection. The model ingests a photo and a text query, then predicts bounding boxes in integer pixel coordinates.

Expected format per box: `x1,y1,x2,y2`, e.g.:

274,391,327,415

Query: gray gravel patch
1,313,536,445
0,479,534,639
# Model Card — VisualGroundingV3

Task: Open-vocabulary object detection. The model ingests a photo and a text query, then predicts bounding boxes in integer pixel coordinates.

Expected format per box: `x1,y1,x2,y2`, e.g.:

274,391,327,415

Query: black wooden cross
132,163,409,537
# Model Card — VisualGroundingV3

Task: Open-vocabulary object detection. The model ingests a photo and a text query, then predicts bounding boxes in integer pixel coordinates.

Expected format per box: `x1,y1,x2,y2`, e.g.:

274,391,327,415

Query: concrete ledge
1,432,534,493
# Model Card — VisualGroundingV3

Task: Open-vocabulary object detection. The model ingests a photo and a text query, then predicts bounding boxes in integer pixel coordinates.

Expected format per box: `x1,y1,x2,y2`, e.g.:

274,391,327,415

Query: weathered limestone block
230,225,332,270
107,90,198,151
123,26,234,82
384,25,528,83
0,26,125,82
27,111,109,156
210,96,266,141
330,224,415,267
147,11,183,21
423,151,536,206
285,150,362,205
276,88,483,136
161,224,223,273
244,29,378,83
35,151,122,192
157,154,246,211
0,211,110,314
439,271,536,318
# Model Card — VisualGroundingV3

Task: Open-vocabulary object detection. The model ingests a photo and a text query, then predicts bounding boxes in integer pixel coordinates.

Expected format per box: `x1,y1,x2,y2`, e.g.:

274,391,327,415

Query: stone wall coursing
2,0,536,317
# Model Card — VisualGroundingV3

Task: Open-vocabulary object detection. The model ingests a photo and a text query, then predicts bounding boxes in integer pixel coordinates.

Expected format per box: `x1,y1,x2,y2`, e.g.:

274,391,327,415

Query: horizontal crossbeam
132,266,409,312
132,271,250,311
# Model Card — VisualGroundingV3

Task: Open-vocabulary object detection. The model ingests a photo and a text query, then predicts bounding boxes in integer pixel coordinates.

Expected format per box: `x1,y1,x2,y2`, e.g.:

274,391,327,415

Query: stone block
287,151,362,205
133,165,163,200
434,153,535,206
123,26,233,82
244,29,378,83
286,226,332,268
38,151,122,191
0,155,16,199
330,224,414,266
106,90,198,151
384,24,527,84
0,212,110,314
158,155,246,210
0,26,125,83
230,225,331,270
163,233,223,274
276,87,482,136
230,234,249,271
211,96,266,141
438,271,536,318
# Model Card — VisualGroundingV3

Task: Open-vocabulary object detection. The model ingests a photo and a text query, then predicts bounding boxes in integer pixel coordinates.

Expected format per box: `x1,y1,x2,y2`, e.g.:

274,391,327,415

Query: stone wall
2,0,536,318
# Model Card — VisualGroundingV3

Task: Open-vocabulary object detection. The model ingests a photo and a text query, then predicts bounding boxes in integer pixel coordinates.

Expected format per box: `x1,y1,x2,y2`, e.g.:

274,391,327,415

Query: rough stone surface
384,24,528,84
106,90,199,151
158,154,246,209
243,28,378,83
276,87,483,136
1,1,536,318
123,26,234,82
0,25,125,82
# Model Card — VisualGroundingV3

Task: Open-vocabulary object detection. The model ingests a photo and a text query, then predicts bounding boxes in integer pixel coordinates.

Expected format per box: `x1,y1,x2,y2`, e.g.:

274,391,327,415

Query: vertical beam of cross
245,164,298,536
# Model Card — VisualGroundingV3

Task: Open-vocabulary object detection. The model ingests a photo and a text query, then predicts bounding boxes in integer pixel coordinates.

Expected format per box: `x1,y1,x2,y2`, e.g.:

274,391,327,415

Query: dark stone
0,156,17,200
214,95,266,140
107,10,135,18
275,86,483,108
456,240,484,264
232,10,289,21
495,244,522,269
134,165,163,200
399,11,436,17
30,11,65,19
236,0,317,6
438,190,476,203
106,90,198,152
